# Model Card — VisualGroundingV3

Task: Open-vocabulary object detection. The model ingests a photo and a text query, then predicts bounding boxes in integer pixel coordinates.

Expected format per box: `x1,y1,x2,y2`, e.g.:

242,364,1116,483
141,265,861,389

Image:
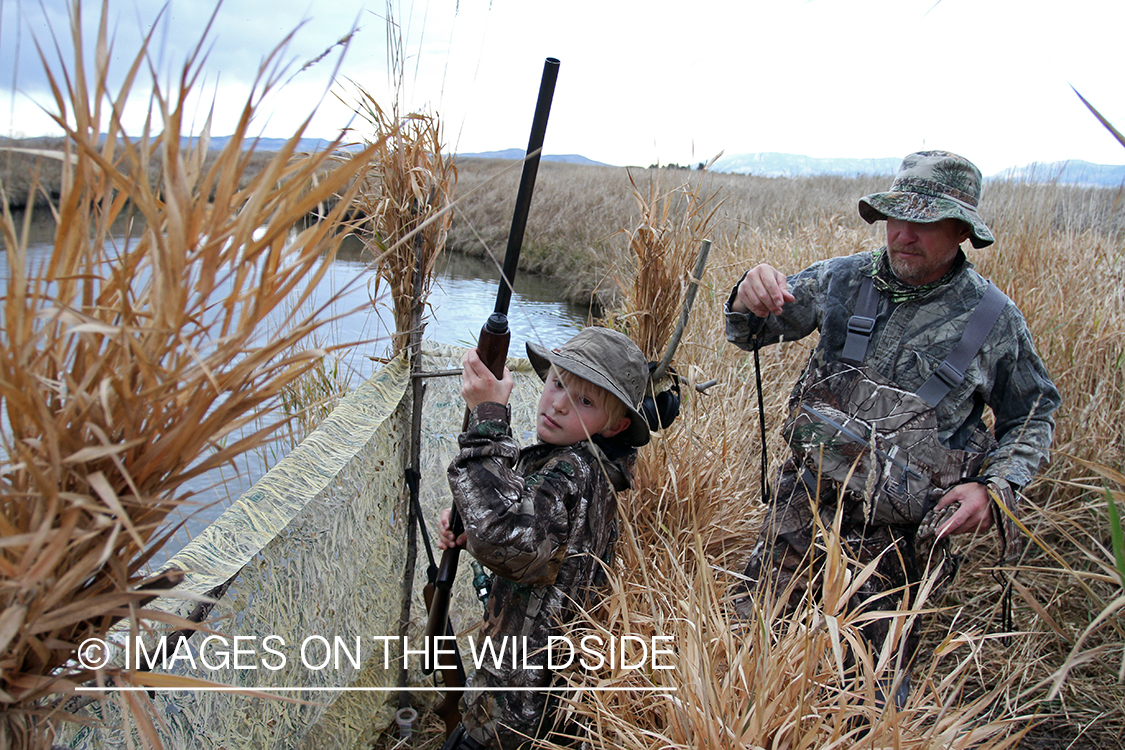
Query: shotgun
422,56,560,733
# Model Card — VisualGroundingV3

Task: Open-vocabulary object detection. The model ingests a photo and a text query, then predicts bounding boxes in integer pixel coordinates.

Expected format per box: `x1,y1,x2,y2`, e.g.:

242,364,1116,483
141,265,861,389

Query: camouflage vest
783,277,1007,524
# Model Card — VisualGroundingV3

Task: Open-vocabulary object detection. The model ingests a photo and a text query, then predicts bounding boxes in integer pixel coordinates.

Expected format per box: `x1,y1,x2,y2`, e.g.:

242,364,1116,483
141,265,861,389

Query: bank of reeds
0,2,380,746
447,159,638,308
594,178,1123,748
0,137,283,213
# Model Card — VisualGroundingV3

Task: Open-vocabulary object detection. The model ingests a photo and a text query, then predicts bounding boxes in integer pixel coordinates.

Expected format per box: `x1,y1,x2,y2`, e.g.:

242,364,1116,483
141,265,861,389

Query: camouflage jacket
447,401,632,749
725,250,1060,490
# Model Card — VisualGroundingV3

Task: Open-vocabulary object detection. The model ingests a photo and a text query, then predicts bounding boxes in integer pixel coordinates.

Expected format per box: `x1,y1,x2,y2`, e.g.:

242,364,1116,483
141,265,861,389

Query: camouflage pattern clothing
448,401,633,749
725,250,1059,659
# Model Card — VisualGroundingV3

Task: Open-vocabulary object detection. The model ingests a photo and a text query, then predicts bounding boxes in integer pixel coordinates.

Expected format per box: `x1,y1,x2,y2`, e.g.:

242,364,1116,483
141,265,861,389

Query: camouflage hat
858,150,994,249
526,327,651,446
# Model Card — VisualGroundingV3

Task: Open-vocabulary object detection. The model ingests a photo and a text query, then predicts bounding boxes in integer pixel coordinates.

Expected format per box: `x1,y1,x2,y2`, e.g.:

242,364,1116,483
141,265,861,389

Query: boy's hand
461,347,514,410
436,507,467,550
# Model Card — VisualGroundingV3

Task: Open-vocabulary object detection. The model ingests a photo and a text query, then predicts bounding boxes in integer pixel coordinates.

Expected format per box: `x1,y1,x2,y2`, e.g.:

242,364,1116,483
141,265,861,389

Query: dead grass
415,162,1125,749
0,1,380,746
347,88,456,356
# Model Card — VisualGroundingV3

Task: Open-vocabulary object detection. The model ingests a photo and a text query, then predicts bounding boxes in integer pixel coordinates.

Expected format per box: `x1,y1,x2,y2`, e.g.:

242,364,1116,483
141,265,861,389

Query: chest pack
781,276,1007,525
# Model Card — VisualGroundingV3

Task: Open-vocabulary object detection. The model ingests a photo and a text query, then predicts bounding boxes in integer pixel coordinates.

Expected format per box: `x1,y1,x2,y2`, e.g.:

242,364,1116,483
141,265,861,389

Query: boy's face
536,370,628,446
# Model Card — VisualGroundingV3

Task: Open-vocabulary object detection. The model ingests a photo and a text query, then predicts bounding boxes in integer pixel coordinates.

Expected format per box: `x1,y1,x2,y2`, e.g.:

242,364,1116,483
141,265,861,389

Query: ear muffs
641,362,682,431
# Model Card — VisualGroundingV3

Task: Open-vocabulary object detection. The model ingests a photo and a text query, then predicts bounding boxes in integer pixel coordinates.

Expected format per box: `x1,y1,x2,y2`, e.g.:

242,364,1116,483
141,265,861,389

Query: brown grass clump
0,2,379,746
608,168,720,363
349,91,456,355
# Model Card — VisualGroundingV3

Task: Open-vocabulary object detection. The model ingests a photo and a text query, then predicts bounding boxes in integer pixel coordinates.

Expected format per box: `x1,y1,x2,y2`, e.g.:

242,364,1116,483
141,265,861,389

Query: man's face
885,218,972,286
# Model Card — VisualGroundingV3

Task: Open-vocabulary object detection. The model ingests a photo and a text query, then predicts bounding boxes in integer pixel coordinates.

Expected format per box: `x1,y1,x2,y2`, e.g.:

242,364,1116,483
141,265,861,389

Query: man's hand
731,264,796,317
461,346,514,410
436,507,468,550
934,482,994,539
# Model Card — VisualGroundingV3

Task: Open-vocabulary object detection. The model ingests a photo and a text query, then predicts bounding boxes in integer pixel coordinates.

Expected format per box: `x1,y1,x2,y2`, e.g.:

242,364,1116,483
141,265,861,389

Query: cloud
3,0,1124,173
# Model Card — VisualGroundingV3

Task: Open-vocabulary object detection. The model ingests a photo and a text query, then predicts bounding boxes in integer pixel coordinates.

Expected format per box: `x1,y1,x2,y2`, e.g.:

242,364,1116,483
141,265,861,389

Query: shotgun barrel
494,57,560,316
421,60,560,732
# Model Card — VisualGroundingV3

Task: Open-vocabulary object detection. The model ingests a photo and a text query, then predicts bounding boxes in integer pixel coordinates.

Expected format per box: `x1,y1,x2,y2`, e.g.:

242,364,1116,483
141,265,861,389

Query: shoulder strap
915,282,1007,407
841,275,878,364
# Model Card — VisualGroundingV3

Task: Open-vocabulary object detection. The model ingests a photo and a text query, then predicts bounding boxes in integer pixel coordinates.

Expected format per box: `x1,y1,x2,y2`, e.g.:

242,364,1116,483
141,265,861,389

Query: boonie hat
526,327,651,447
858,150,994,249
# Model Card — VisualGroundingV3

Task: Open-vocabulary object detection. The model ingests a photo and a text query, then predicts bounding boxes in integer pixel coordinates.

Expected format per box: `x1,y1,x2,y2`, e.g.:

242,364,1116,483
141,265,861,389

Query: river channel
1,222,592,562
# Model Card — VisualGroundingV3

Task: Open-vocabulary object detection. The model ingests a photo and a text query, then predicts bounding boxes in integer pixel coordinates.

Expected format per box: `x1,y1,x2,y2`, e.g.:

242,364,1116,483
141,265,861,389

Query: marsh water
1,220,591,561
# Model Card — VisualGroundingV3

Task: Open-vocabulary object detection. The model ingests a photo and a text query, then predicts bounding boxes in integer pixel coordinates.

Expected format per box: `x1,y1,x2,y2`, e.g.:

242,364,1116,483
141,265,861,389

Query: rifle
422,56,560,735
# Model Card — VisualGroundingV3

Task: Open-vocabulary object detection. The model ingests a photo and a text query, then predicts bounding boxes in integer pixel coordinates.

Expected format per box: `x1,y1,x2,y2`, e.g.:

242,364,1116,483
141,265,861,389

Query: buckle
847,315,875,335
935,361,964,388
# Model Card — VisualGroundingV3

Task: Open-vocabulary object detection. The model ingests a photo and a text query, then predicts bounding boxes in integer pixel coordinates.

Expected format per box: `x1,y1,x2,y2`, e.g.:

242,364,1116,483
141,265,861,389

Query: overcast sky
2,0,1123,176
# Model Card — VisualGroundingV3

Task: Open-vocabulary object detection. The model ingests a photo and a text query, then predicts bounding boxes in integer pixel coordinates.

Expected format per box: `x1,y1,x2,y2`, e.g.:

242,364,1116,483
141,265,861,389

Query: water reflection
2,223,591,563
430,251,592,354
300,235,592,379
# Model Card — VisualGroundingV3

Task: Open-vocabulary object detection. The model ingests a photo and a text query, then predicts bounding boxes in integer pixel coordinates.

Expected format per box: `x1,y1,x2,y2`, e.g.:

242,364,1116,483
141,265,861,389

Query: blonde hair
549,365,629,432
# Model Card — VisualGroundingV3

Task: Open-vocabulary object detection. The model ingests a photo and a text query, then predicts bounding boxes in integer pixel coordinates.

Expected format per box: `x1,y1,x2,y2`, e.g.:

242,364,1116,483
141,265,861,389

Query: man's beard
886,248,924,285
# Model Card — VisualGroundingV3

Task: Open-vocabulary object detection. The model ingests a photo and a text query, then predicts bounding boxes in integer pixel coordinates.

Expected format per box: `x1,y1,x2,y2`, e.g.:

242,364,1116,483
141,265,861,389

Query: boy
437,326,651,750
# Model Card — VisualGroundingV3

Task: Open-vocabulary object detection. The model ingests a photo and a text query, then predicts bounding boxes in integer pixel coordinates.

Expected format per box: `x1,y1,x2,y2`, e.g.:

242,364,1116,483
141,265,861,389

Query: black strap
406,468,437,575
841,276,879,363
753,336,771,505
916,282,1006,406
842,277,1007,407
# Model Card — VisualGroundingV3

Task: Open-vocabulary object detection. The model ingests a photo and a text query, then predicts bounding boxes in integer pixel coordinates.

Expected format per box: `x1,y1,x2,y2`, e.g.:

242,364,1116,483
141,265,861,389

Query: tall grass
0,2,379,746
388,158,1125,748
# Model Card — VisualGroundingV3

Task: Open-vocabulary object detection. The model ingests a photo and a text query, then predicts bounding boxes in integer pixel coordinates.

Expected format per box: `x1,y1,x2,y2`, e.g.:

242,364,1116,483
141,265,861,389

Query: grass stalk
0,1,381,745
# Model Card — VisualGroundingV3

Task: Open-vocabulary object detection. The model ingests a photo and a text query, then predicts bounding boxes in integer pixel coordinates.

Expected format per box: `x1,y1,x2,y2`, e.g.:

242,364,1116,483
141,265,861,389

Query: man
725,150,1060,702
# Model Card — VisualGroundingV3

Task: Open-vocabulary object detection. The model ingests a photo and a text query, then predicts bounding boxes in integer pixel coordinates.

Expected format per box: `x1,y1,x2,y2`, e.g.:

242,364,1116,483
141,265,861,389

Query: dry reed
347,84,456,354
0,1,380,746
606,168,721,364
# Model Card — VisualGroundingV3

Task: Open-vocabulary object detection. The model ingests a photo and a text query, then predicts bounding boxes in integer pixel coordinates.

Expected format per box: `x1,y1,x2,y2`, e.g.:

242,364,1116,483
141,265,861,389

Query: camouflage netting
55,343,542,749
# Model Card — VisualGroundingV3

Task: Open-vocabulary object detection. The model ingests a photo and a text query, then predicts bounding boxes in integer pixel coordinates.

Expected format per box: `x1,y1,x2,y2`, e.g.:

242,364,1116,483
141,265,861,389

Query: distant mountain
194,139,609,165
201,135,347,153
45,133,1125,186
713,151,1125,186
455,148,610,167
711,152,901,178
993,160,1125,187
